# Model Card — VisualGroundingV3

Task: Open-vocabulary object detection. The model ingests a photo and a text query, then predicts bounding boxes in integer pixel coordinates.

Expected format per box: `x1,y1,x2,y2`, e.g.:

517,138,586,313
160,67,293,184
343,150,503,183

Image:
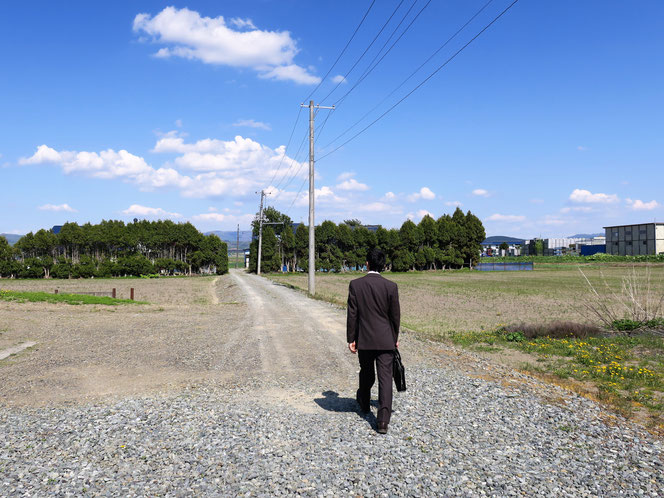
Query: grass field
269,265,664,337
268,265,664,427
0,290,144,305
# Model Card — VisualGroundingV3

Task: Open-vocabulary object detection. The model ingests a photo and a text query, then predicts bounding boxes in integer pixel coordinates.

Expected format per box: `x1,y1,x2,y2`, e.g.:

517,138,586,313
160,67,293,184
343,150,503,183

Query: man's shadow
314,390,377,429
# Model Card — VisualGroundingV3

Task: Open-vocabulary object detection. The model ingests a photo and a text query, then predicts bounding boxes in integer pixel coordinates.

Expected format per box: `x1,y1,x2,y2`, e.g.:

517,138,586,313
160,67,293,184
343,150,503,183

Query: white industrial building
604,223,664,256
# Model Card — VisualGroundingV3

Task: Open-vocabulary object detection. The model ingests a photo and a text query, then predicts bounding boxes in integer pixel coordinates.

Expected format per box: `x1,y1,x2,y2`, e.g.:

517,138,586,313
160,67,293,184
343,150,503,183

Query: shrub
611,319,642,331
504,321,604,339
579,266,663,331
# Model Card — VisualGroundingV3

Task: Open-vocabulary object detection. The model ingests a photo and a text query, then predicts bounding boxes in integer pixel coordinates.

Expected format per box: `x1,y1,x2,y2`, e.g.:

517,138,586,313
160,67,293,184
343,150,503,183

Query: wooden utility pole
236,224,240,269
257,190,265,275
300,100,334,296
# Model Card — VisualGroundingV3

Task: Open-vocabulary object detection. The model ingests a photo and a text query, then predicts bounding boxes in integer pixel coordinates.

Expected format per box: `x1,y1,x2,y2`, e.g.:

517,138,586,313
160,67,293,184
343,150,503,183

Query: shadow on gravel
314,390,377,429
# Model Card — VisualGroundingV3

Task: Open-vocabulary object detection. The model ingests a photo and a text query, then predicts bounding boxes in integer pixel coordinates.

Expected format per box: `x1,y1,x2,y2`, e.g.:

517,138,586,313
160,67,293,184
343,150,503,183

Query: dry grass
0,276,214,307
268,266,664,338
0,275,248,406
504,321,604,339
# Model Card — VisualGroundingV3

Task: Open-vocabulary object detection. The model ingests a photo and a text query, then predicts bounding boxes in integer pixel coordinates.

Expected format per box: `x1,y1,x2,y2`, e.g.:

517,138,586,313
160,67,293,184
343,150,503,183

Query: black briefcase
393,349,406,392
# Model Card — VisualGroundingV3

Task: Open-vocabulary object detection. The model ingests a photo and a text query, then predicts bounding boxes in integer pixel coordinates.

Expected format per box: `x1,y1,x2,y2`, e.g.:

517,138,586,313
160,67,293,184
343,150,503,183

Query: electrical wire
318,0,509,160
302,0,377,103
266,106,303,189
333,0,433,107
318,0,407,105
323,0,495,151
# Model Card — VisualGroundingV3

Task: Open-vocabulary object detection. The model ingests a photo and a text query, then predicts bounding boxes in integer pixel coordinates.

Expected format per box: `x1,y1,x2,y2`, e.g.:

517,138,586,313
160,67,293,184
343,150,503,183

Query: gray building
604,223,664,256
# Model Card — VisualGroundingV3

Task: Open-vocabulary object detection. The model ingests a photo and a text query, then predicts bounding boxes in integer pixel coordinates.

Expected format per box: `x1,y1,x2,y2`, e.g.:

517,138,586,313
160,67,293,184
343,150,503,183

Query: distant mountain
206,230,253,251
482,235,526,245
0,233,22,245
567,233,604,239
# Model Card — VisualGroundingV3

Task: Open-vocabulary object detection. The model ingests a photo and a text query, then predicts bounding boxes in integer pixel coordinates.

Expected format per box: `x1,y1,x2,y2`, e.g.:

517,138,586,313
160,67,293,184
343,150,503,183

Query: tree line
248,207,485,273
0,220,228,278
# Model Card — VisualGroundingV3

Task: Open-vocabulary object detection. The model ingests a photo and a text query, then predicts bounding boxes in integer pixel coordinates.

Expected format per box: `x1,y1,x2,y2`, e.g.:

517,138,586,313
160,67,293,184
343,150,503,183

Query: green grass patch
0,289,146,305
455,328,664,419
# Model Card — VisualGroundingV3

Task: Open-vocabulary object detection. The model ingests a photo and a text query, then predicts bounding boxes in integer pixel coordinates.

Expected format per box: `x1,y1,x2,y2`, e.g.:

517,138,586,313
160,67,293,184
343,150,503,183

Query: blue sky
1,0,662,238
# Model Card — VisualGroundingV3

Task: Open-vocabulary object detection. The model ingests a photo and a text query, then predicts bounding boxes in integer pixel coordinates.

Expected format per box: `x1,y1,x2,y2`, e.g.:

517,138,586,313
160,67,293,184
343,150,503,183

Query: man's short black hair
367,248,386,272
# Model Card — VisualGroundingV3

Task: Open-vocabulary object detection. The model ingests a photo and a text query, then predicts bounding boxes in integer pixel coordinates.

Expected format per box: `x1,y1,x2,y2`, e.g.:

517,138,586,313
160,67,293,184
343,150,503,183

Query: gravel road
1,270,663,496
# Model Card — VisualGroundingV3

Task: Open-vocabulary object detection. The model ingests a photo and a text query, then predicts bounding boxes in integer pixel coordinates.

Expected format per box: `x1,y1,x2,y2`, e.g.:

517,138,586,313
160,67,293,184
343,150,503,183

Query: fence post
54,289,58,295
112,288,116,299
130,288,134,301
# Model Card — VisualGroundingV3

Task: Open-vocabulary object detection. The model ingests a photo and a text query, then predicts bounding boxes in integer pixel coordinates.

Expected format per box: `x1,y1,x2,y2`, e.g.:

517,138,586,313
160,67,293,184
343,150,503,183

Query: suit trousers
358,350,394,424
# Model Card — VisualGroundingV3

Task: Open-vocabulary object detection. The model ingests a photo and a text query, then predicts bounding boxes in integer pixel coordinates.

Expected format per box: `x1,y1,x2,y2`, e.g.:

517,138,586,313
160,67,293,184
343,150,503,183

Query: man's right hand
396,341,399,348
348,342,357,354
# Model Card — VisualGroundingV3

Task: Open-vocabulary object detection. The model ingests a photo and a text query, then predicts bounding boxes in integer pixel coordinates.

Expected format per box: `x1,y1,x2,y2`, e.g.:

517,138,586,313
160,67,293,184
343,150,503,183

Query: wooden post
54,289,58,294
112,288,116,299
130,288,134,301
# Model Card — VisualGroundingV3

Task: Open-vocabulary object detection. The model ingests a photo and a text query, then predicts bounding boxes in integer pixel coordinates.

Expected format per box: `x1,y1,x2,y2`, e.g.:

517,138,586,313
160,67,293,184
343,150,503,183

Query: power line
314,109,334,145
270,129,309,200
333,0,433,107
318,0,510,161
308,0,423,150
319,0,407,105
322,0,496,151
266,106,303,188
303,0,377,103
267,1,376,195
285,176,308,216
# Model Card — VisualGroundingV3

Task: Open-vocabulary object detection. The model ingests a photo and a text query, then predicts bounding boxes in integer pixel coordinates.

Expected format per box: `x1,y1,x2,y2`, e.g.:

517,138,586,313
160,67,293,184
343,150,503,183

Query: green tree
294,223,308,271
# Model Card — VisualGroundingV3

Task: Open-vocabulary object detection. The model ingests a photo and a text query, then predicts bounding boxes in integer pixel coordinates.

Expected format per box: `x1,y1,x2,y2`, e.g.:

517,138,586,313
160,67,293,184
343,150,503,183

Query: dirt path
228,269,356,395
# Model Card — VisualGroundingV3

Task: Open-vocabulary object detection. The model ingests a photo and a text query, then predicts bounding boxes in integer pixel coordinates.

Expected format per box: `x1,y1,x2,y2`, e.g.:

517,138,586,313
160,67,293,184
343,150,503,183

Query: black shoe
356,391,369,414
377,422,389,434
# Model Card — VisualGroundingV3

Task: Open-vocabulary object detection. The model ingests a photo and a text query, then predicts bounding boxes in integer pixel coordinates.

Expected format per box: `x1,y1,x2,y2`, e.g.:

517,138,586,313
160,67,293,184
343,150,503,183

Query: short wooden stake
130,288,134,301
54,289,58,295
112,288,116,299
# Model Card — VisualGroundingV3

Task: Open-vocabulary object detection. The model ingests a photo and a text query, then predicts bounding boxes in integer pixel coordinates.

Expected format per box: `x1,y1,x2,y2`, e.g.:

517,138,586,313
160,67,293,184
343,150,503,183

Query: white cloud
337,172,355,181
20,134,308,201
20,144,62,164
626,198,660,211
406,209,434,222
229,17,256,30
560,206,593,214
175,119,183,128
569,188,619,204
191,212,255,228
292,186,347,207
472,188,490,197
542,215,565,226
407,187,436,202
486,213,526,222
445,200,462,207
258,64,320,85
530,198,544,204
358,202,393,212
38,203,77,212
122,204,182,218
21,145,190,191
332,75,347,84
133,7,319,85
194,213,226,222
337,178,369,192
233,119,271,131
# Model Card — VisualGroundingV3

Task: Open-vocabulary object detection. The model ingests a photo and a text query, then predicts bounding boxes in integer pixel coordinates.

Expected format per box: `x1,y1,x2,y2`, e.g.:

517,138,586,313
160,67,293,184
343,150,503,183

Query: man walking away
347,248,401,434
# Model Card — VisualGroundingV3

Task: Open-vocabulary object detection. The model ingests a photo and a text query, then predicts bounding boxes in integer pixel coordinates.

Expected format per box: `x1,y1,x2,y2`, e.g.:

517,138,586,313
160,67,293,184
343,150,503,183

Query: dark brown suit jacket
347,273,400,350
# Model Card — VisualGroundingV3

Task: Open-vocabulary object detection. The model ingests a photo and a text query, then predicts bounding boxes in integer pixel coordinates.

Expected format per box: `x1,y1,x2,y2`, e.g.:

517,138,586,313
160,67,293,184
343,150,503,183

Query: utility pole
236,224,240,269
300,100,334,296
257,189,265,275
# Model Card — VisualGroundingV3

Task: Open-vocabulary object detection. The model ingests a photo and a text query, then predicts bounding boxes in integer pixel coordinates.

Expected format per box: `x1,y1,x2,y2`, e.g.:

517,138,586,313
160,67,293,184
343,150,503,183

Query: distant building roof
603,222,664,228
51,225,63,234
